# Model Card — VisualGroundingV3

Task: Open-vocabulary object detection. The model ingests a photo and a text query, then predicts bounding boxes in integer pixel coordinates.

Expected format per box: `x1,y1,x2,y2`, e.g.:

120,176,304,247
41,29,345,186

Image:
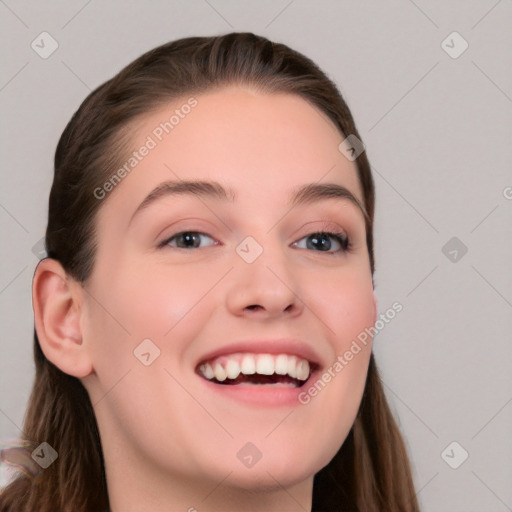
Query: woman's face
80,86,377,494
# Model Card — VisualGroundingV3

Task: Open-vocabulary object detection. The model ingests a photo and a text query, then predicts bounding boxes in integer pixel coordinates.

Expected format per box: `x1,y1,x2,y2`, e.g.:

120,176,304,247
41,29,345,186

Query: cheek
88,262,211,340
82,261,218,397
327,273,375,403
297,266,375,445
307,264,376,349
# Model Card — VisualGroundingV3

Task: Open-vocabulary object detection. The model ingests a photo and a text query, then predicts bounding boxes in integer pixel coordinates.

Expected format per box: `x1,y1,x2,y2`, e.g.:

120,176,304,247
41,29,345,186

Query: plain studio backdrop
0,1,511,510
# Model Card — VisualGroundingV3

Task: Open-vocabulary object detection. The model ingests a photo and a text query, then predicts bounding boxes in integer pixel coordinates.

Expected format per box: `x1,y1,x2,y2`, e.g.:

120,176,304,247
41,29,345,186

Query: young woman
0,32,420,512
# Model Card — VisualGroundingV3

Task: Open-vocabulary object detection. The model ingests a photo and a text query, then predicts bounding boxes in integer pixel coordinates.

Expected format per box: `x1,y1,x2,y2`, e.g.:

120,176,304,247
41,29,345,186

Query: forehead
99,87,364,221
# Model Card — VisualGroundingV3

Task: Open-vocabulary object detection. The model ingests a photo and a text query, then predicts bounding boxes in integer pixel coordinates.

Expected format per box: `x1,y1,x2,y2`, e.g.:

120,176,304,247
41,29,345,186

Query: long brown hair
0,32,420,512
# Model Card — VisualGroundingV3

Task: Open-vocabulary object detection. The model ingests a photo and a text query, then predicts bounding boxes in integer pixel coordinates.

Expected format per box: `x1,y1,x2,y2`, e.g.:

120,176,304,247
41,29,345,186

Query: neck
101,430,313,512
106,459,314,512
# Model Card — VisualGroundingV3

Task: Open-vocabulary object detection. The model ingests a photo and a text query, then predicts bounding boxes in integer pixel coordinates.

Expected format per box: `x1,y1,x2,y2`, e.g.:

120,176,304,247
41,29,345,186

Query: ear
32,258,93,378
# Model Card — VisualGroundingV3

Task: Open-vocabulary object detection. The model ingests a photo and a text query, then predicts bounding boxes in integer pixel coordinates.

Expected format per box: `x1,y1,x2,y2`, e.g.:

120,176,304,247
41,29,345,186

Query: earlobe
32,258,93,378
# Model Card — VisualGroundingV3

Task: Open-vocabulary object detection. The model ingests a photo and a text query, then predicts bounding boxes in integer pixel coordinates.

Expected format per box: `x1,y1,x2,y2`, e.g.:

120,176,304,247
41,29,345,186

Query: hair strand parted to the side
0,32,419,512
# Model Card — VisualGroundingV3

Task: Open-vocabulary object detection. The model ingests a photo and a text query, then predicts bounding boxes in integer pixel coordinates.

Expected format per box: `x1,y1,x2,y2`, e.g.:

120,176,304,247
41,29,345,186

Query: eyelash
158,224,351,255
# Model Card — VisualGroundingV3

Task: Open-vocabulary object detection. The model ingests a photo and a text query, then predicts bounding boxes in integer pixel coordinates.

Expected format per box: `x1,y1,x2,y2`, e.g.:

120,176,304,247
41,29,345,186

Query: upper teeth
199,353,311,382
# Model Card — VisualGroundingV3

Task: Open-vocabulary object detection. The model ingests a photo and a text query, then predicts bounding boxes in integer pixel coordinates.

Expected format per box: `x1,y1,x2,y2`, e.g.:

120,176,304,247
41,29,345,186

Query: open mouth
197,353,317,388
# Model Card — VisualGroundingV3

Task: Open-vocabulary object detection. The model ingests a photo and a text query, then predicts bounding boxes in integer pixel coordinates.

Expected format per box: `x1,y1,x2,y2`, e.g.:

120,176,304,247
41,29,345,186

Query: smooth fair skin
33,86,377,512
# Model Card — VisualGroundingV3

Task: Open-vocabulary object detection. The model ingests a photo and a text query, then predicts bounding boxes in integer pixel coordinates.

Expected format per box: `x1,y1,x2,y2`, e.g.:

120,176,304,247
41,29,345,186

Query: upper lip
195,338,324,370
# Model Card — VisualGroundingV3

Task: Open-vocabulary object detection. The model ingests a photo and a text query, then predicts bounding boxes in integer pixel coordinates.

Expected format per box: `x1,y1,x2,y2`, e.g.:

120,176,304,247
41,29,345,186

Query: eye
159,231,217,249
158,227,350,253
293,231,349,254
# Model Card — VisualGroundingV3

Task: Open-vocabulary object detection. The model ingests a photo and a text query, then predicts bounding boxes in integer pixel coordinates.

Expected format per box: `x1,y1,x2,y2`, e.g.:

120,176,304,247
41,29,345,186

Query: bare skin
33,86,377,512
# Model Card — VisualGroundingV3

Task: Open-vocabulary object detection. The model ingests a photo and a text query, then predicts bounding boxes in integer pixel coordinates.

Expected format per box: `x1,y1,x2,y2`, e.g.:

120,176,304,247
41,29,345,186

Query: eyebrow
130,179,369,224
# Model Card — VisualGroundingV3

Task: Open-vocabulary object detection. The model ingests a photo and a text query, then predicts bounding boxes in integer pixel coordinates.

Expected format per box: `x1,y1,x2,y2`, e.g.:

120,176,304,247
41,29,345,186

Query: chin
216,448,328,491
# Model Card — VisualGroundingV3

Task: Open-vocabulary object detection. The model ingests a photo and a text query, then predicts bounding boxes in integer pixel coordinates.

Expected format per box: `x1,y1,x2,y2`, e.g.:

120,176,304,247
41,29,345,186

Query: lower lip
198,371,318,407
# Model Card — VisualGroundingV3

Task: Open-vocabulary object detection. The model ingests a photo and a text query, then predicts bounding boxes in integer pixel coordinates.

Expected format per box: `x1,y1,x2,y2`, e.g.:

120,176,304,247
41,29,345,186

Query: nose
225,238,304,320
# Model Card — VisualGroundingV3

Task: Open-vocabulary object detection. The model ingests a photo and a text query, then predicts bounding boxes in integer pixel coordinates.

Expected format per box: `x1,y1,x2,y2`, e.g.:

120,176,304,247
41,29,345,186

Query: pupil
181,233,199,248
308,233,330,251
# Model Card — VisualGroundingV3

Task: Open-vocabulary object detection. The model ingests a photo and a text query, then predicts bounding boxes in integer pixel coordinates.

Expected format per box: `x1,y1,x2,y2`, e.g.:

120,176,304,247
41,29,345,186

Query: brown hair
0,32,420,512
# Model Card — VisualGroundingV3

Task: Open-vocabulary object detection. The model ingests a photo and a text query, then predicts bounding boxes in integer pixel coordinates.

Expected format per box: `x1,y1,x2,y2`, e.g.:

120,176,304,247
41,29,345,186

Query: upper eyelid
159,218,350,238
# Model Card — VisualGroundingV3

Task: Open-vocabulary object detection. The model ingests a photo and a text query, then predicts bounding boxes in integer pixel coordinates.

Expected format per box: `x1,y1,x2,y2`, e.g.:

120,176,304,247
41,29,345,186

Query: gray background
1,1,511,510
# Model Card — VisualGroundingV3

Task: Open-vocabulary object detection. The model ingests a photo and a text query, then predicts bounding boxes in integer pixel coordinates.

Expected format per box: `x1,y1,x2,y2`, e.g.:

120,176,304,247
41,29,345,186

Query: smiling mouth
197,352,316,388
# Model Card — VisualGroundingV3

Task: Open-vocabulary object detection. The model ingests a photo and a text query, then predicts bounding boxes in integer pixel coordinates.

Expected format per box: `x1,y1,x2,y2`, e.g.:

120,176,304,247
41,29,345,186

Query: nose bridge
239,230,291,284
226,229,301,317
